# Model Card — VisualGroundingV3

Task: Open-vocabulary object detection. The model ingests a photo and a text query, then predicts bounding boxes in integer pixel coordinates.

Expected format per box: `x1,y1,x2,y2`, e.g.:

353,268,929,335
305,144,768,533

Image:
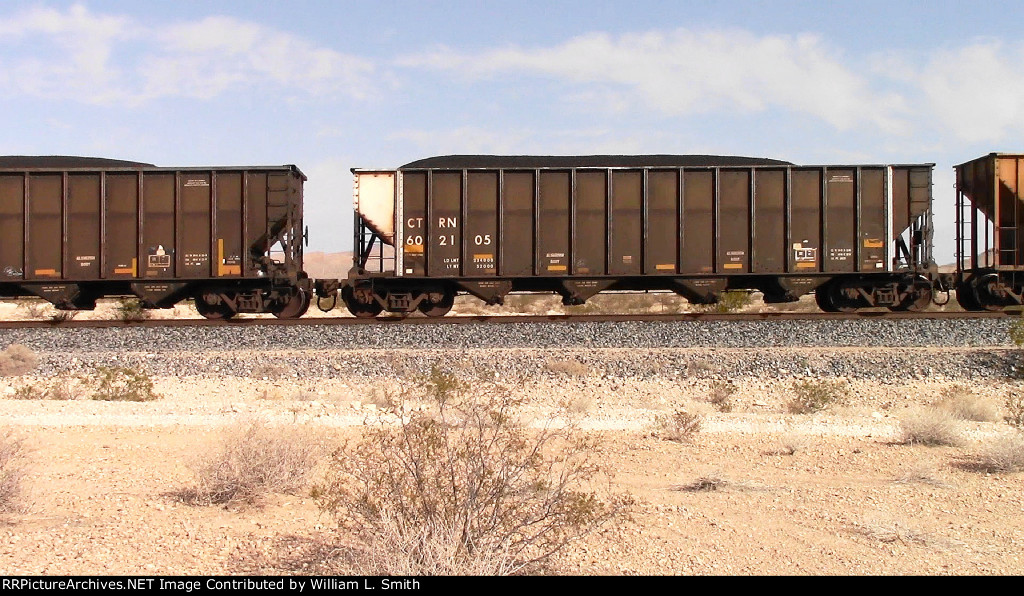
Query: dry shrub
367,387,396,410
48,310,78,324
566,396,594,416
183,419,325,506
11,384,45,401
786,378,848,414
316,367,628,575
777,432,809,455
9,376,80,401
674,473,725,492
16,300,47,318
706,380,736,412
857,517,935,546
899,407,963,447
655,408,703,442
0,345,38,377
0,429,28,513
971,434,1024,473
565,292,688,315
1005,393,1024,430
543,359,590,377
251,363,288,380
671,472,762,493
893,463,950,487
934,385,1000,422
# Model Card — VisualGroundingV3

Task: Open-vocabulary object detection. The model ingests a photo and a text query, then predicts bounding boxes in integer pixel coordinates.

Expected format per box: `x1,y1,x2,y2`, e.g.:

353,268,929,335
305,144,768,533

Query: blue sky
3,1,1024,263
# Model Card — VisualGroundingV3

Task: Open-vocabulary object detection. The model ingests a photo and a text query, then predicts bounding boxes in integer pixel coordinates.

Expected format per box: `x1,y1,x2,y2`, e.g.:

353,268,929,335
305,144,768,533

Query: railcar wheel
891,277,933,312
814,286,839,312
194,295,236,320
417,290,455,317
955,286,984,311
971,274,1013,312
273,289,311,319
816,281,859,313
342,286,383,318
891,290,932,311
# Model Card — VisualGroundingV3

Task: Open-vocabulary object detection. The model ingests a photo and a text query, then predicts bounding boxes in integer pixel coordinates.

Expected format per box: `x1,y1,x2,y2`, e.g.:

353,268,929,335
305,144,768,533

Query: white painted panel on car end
354,171,396,245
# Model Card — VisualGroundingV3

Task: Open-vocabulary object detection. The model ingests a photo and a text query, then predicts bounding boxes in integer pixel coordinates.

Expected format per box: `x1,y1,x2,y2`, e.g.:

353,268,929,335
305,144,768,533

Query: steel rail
0,309,1016,330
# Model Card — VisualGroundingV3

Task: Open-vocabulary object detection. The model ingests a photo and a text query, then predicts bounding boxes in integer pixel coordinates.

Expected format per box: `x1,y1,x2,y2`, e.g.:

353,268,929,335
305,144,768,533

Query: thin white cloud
386,125,723,158
915,41,1024,144
387,127,537,156
0,3,133,103
400,29,910,134
136,16,374,102
0,4,373,105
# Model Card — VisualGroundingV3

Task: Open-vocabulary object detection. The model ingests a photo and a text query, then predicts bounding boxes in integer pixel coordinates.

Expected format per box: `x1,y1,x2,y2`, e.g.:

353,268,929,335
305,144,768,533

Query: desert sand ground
1,342,1023,576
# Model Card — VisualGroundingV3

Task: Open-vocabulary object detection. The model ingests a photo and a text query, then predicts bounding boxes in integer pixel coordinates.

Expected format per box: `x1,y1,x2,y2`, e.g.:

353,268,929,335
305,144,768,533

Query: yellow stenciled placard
547,264,568,271
217,239,242,276
405,244,424,254
863,239,884,248
723,263,743,269
114,258,138,276
656,264,675,270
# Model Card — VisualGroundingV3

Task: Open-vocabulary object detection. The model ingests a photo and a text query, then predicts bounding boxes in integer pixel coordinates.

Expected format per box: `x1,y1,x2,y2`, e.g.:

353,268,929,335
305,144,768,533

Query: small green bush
115,298,149,322
88,366,159,402
1009,319,1024,347
705,290,753,314
786,379,848,414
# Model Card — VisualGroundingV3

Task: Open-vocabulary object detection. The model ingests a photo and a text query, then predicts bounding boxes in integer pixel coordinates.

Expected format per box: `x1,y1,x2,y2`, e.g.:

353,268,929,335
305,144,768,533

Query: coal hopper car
954,153,1024,310
0,157,311,319
341,155,938,316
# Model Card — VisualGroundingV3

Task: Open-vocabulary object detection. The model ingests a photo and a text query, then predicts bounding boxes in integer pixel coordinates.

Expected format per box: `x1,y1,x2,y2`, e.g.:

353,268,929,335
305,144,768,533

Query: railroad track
0,309,1017,329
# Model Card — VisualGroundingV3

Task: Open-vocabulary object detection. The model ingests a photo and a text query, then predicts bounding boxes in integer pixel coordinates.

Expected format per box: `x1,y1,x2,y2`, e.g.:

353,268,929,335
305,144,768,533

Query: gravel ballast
0,317,1017,353
0,318,1020,381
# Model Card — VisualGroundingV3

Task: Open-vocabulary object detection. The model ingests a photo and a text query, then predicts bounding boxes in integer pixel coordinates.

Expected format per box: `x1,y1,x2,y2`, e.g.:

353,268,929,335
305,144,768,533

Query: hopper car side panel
347,158,937,316
0,165,310,318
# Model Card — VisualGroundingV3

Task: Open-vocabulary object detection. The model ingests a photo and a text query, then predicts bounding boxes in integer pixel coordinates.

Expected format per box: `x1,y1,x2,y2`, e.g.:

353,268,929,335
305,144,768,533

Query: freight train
1,152,1021,318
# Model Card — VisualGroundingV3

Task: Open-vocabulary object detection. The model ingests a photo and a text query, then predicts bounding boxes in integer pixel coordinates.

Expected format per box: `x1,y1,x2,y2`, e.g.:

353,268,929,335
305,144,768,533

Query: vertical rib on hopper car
343,155,937,316
0,157,311,319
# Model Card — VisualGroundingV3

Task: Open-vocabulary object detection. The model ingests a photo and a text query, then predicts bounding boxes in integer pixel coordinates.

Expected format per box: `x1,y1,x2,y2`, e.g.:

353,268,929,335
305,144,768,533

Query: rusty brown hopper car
954,153,1024,310
342,155,937,316
0,157,311,319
